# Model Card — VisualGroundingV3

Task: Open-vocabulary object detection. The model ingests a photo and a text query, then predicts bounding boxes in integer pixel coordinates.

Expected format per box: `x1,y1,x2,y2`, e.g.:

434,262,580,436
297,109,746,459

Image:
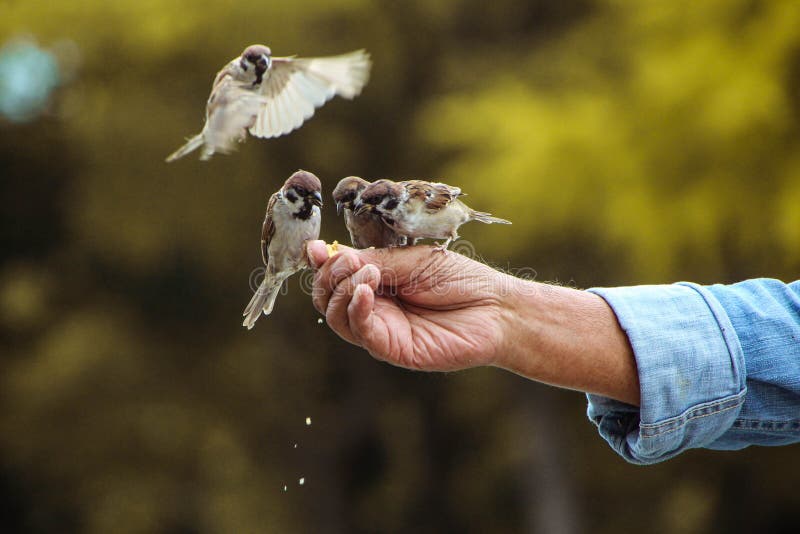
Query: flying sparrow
354,179,511,251
243,170,323,329
166,45,371,162
332,176,406,249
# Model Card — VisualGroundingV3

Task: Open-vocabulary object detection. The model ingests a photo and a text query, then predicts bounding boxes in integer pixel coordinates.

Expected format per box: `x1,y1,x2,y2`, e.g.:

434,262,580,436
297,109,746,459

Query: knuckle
329,252,359,284
353,265,374,286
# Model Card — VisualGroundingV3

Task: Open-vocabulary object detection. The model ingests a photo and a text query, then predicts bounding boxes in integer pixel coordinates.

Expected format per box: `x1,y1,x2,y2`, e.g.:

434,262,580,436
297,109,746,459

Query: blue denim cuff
585,283,747,464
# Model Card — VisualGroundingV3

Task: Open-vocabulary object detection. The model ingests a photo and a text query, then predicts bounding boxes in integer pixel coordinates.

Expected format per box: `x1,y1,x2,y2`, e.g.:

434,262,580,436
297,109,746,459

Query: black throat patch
294,200,315,221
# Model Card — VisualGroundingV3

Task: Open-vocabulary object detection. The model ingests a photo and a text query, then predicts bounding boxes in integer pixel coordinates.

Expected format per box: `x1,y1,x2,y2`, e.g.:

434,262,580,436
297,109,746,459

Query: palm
338,247,508,371
366,293,504,371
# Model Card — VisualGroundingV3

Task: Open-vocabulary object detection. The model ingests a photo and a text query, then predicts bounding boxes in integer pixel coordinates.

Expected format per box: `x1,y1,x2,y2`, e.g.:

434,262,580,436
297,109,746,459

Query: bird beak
311,191,323,207
353,202,369,216
336,201,343,216
262,54,271,70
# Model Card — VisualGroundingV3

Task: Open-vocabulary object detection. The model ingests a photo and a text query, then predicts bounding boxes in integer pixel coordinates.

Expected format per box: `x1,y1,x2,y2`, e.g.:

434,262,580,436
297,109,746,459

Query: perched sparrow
166,45,371,162
332,176,406,249
243,170,323,329
355,179,511,251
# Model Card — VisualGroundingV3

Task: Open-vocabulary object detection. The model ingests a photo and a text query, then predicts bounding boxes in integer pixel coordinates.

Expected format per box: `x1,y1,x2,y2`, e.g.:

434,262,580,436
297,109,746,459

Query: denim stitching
731,418,800,433
639,391,745,438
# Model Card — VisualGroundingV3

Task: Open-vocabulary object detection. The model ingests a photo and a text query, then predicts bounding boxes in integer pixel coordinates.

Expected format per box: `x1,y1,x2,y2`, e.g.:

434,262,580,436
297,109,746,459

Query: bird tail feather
165,134,204,163
242,275,282,329
470,210,512,225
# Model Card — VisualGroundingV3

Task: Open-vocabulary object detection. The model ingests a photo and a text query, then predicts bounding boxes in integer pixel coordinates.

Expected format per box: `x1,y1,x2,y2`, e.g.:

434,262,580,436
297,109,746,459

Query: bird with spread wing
166,45,371,162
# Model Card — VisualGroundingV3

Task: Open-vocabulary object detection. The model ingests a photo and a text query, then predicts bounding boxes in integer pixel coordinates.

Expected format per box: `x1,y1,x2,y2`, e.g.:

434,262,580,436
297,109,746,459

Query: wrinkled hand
307,241,517,371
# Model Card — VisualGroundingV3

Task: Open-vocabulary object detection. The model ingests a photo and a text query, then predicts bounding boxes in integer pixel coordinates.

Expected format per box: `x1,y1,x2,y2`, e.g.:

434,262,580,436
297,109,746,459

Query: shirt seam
639,390,746,438
731,418,800,433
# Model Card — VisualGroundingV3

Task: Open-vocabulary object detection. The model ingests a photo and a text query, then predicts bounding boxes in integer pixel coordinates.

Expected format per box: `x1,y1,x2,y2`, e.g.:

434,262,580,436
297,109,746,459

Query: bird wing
248,50,371,138
261,192,279,265
210,61,237,91
404,180,462,213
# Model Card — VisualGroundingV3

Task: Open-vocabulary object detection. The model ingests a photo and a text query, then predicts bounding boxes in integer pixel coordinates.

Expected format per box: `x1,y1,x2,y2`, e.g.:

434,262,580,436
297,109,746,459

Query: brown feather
260,192,279,265
401,180,462,213
332,176,369,207
284,169,322,193
359,179,401,205
243,45,271,61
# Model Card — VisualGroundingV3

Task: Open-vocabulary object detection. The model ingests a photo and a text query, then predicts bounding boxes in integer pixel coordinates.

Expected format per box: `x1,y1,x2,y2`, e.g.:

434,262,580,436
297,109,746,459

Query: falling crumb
317,318,323,324
299,477,305,485
305,417,312,426
283,485,287,492
293,443,298,449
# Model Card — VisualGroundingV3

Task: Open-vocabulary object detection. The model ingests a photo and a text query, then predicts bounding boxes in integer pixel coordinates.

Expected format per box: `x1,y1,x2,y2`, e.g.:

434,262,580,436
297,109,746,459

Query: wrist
493,278,641,405
493,275,549,374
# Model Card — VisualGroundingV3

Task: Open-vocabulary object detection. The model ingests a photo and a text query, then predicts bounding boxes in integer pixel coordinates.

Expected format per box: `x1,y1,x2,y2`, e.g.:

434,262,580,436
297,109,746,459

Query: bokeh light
0,37,61,122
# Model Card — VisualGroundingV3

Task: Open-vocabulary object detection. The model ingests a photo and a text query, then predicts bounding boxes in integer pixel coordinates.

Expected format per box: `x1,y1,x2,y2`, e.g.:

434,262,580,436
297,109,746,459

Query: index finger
310,245,366,315
308,241,450,314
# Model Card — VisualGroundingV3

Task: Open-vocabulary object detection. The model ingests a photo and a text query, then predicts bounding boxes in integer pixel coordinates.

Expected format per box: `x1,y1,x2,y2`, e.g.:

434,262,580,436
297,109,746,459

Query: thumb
306,240,333,269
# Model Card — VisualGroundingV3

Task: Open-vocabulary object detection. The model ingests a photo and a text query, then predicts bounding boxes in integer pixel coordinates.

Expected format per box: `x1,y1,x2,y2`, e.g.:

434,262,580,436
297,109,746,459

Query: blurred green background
1,0,799,532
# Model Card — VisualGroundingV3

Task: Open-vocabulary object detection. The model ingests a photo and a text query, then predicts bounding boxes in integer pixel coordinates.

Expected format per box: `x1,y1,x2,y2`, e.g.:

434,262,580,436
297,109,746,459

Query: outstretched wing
260,192,279,265
403,180,463,213
249,50,371,138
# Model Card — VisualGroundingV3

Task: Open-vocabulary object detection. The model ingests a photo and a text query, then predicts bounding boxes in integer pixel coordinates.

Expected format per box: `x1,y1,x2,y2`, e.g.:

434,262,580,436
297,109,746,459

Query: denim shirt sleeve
585,278,800,465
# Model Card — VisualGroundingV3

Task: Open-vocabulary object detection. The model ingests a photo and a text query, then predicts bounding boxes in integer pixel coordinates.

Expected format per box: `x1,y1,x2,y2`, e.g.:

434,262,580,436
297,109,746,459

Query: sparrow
354,179,511,251
166,45,371,162
242,170,323,329
332,176,406,249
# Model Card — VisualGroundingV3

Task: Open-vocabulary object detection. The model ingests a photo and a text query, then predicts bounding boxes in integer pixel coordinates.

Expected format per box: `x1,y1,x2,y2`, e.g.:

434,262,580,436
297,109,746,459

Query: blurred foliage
0,0,798,533
419,0,800,283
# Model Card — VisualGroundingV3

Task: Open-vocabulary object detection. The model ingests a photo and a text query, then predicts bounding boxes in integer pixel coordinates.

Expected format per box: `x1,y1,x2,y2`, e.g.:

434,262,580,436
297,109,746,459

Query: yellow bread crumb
326,240,340,258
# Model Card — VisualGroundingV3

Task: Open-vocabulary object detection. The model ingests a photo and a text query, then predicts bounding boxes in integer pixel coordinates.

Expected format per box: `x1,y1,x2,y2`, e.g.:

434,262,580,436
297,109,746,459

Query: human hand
307,241,520,371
